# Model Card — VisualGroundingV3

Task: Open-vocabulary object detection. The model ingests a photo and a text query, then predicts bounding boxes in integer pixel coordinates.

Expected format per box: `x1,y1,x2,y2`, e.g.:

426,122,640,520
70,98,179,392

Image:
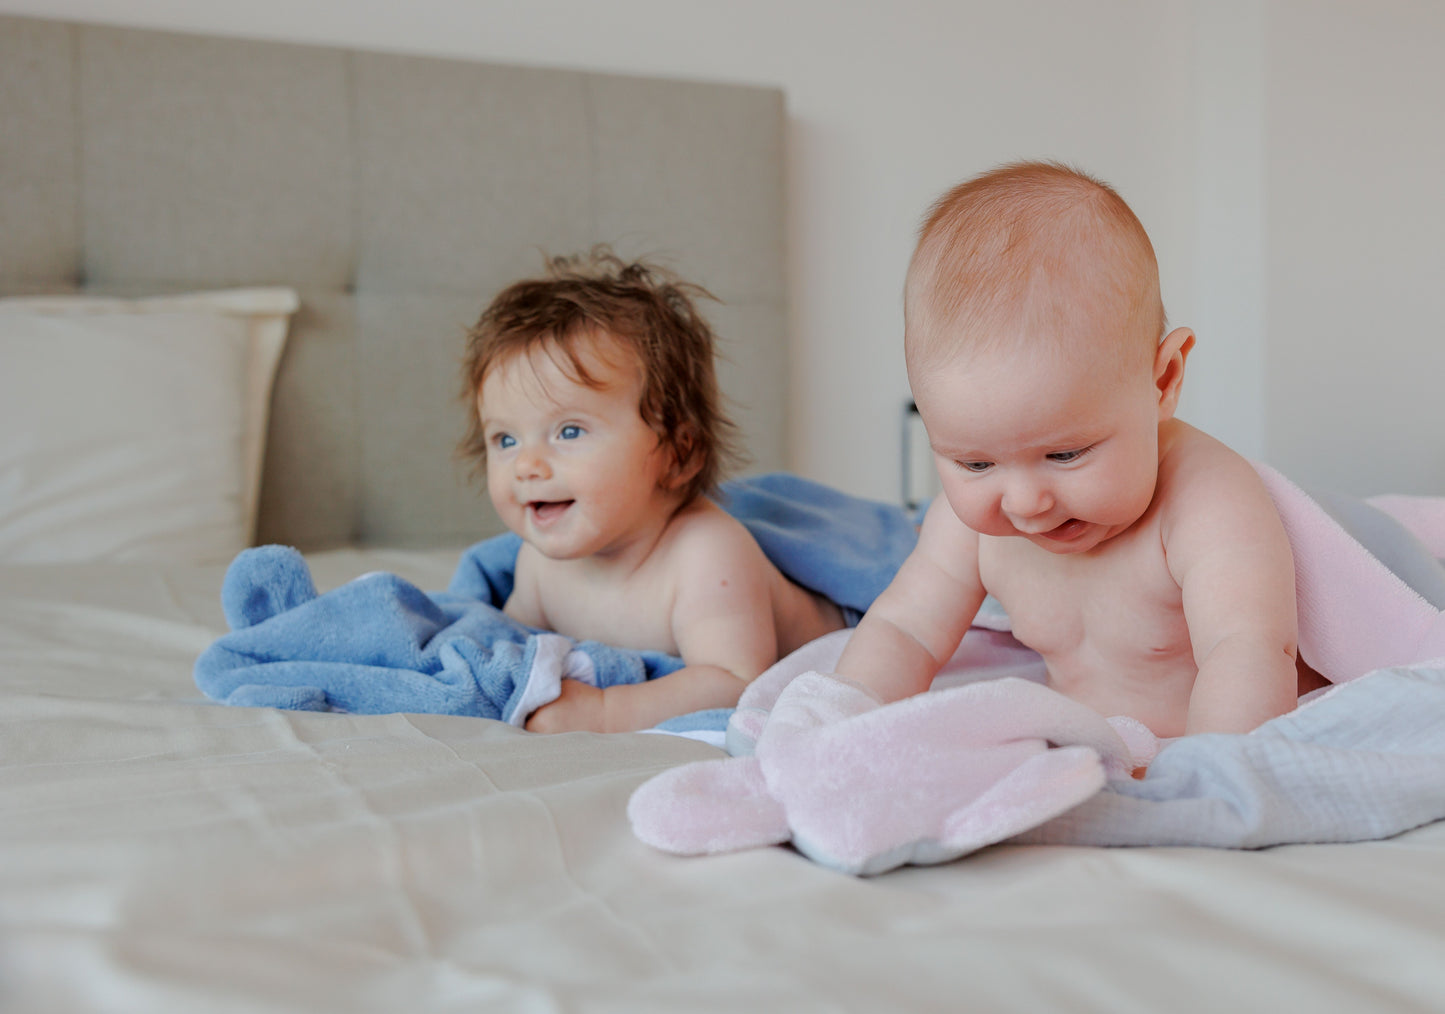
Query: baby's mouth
1040,518,1088,542
527,499,574,524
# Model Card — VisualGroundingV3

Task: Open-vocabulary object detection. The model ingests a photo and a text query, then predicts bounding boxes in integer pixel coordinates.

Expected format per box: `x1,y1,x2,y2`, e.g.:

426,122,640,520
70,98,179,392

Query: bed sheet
4,550,1445,1013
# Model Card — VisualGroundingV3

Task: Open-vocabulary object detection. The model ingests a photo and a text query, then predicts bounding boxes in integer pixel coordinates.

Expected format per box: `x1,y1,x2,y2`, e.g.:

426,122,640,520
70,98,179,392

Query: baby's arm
1164,451,1300,734
501,547,546,629
525,517,786,734
834,496,987,704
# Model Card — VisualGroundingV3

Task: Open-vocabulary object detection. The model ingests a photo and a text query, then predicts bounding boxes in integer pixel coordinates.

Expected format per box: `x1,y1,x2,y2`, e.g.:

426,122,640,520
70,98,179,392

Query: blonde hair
904,160,1165,370
460,247,743,504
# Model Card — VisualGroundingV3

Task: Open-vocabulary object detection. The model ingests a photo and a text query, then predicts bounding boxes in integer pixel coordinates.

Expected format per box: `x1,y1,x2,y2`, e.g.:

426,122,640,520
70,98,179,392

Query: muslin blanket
194,474,918,727
629,464,1445,874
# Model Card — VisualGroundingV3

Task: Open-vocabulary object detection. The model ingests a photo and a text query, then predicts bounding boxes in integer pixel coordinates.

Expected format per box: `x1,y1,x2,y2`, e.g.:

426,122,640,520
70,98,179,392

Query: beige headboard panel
0,14,787,549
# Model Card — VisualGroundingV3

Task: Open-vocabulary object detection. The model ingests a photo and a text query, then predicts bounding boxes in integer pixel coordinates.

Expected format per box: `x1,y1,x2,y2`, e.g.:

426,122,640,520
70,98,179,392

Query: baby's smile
1038,518,1088,542
527,499,575,525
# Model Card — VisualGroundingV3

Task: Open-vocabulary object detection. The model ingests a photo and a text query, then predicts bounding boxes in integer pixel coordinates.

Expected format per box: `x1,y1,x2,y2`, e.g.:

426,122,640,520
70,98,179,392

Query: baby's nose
514,446,551,479
1001,478,1053,519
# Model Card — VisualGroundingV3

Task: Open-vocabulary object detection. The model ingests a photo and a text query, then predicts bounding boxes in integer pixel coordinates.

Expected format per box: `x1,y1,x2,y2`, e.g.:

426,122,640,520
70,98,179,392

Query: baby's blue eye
559,424,583,440
1047,447,1089,463
495,433,516,450
957,460,992,474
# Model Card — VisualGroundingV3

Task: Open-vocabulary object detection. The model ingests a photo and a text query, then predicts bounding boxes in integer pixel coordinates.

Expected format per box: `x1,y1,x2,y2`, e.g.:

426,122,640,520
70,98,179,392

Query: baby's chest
981,541,1186,660
537,577,678,654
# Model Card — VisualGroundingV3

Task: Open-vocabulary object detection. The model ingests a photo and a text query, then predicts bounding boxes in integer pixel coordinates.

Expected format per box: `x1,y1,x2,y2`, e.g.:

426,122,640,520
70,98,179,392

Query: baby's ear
1154,327,1194,420
661,425,705,491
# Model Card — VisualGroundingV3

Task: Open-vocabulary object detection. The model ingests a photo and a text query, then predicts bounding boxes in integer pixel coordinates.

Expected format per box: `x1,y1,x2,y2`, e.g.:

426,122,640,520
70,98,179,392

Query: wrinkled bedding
4,549,1445,1013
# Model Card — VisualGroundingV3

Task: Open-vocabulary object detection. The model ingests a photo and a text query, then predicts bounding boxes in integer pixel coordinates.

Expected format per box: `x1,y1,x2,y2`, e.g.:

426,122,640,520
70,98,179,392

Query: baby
834,161,1305,738
460,249,845,733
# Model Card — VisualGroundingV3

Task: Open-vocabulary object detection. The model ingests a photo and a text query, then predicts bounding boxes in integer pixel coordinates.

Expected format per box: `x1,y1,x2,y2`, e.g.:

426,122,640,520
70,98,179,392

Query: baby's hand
525,679,605,734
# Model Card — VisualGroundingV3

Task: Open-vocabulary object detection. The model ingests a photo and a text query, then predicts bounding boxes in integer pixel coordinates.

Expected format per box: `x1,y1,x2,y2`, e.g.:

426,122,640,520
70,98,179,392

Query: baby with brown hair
461,249,844,733
833,161,1304,738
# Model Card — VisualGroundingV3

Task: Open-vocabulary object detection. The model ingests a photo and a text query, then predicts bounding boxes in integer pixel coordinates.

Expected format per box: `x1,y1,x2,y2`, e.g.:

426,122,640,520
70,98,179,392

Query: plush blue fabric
195,474,917,725
196,545,678,723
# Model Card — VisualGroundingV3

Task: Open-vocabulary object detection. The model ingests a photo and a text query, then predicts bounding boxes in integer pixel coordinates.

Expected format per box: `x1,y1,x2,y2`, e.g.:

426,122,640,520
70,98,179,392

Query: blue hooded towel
194,474,918,727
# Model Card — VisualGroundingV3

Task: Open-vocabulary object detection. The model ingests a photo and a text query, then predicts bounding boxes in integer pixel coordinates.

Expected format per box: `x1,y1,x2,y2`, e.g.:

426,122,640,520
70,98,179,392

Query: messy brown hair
460,246,743,505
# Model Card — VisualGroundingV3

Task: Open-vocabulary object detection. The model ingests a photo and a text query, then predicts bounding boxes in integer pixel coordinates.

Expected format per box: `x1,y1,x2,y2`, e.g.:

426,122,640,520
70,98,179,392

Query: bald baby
836,161,1303,740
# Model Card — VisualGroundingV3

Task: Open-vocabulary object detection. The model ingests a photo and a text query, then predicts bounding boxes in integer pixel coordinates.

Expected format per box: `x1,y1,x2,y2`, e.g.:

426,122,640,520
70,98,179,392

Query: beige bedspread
4,550,1444,1013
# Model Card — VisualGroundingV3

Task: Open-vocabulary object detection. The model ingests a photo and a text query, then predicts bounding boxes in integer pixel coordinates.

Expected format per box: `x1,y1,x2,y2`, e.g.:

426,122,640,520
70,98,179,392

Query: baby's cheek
939,490,986,531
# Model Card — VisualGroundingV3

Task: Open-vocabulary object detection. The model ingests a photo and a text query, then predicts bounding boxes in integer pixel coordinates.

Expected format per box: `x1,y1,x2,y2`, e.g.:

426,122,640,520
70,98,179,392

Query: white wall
7,0,1441,499
1264,0,1445,497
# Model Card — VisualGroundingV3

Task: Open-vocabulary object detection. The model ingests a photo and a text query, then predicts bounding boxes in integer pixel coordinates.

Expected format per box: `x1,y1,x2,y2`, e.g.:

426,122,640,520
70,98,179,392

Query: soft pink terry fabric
1254,463,1445,680
626,756,788,855
629,670,1148,874
630,468,1445,874
761,675,1135,871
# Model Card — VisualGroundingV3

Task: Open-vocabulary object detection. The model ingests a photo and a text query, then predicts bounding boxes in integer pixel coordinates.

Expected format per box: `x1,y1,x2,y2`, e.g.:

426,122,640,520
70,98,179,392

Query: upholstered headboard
0,14,787,549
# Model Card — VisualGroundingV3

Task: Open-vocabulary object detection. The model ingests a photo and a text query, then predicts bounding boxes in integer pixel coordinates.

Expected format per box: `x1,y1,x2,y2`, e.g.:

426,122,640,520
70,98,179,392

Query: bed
4,14,1445,1014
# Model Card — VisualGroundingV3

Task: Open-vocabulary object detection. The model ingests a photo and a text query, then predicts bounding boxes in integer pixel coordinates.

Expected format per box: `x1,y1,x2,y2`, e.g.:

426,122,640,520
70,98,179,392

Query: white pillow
0,288,298,563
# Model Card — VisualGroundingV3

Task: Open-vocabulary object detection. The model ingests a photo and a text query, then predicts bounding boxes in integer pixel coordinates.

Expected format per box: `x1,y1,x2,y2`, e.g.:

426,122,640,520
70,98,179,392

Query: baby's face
478,335,675,561
911,336,1163,555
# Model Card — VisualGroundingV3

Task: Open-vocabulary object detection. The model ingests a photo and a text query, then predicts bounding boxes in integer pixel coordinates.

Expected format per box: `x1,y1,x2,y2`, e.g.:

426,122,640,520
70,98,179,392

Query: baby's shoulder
1158,422,1263,496
659,497,771,572
1155,421,1280,532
